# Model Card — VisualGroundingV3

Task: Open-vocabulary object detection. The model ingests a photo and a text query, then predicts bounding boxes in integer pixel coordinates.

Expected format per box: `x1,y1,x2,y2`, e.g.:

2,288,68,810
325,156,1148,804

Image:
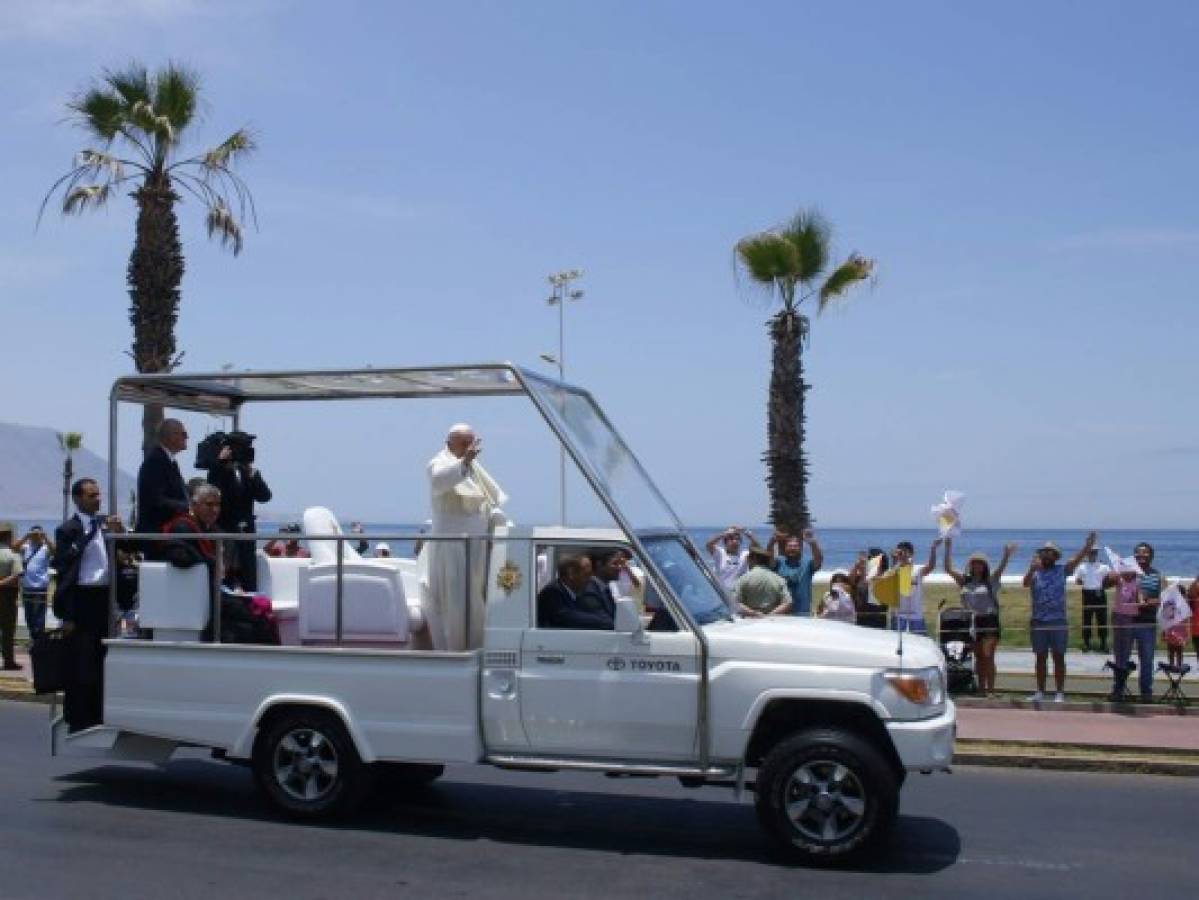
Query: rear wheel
252,709,371,819
754,727,898,865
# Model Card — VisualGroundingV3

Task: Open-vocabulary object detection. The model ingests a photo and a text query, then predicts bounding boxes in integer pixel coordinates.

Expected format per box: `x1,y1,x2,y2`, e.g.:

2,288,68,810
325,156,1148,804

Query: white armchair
298,506,410,644
138,561,211,642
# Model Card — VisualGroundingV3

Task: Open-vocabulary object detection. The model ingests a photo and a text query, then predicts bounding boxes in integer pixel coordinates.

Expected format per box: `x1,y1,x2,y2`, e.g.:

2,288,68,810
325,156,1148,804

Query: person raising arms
945,539,1015,697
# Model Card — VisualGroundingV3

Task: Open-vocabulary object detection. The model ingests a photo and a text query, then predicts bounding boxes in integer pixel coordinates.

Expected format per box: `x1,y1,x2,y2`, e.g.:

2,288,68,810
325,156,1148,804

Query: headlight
883,666,945,706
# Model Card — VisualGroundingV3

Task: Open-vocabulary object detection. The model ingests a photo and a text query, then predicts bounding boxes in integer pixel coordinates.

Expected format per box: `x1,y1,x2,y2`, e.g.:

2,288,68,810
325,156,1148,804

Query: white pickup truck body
57,364,955,864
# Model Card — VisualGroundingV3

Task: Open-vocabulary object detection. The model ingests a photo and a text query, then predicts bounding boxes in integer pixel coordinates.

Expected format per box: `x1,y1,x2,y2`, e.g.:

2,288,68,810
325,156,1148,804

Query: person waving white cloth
423,423,510,651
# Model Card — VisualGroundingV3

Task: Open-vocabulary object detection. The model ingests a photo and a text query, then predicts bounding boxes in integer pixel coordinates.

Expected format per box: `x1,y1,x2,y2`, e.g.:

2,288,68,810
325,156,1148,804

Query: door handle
536,654,566,665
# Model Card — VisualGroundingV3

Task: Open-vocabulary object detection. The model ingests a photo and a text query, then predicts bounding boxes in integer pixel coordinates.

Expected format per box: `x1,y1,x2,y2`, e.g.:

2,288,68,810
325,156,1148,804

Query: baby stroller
937,605,977,695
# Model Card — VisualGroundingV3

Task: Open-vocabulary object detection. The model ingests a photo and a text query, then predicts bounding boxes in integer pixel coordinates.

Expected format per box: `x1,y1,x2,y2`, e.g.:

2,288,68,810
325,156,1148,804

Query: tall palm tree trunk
765,310,811,533
127,174,185,456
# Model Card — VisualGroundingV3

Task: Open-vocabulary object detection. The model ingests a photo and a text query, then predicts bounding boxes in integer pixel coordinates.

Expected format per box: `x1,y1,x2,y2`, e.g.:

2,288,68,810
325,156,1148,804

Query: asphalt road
0,700,1191,900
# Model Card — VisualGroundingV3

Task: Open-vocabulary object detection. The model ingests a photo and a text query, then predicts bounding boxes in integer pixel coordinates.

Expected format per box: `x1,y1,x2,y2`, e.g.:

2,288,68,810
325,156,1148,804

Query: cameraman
205,431,271,590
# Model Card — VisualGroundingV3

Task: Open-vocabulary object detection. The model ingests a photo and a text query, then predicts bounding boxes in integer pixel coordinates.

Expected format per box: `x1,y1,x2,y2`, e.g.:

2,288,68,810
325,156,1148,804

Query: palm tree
57,431,83,521
735,209,874,533
41,62,255,454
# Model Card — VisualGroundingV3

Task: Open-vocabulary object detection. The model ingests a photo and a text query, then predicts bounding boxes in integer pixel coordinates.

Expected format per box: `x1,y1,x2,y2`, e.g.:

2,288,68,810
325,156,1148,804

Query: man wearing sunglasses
136,418,190,557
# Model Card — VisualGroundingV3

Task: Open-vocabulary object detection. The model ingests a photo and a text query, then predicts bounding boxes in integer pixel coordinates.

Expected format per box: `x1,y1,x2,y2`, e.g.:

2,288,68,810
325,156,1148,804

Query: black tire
754,727,899,865
376,762,445,791
252,708,371,819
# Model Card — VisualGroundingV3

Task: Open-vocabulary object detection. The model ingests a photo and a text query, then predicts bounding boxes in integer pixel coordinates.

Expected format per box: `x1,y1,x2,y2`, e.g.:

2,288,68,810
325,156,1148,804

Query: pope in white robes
421,423,509,651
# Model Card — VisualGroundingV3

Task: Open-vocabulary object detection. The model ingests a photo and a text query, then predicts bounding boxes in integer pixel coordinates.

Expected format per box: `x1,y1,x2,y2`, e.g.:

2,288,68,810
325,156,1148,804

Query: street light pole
544,268,584,525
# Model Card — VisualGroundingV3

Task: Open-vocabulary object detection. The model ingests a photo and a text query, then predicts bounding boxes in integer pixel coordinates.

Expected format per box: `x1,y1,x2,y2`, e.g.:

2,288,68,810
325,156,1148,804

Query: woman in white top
817,572,857,623
944,539,1015,697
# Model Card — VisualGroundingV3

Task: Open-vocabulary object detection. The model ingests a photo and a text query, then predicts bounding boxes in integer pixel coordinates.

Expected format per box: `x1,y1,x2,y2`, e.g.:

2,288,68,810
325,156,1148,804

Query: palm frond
129,100,175,143
76,148,126,181
103,64,151,108
67,89,125,141
199,128,256,171
63,184,111,215
817,253,875,311
57,431,83,453
205,200,243,255
781,210,830,284
736,234,799,285
152,63,200,130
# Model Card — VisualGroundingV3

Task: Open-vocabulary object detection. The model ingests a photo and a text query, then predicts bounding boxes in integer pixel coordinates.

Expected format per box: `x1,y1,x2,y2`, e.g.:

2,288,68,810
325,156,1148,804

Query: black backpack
194,431,227,470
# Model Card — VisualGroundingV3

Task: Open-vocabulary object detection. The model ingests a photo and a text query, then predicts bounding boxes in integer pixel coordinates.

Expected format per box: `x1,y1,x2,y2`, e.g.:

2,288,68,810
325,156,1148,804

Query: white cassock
421,448,509,651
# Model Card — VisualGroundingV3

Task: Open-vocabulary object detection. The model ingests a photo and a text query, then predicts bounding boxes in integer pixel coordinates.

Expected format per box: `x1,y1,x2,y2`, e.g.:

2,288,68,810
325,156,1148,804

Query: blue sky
2,0,1197,528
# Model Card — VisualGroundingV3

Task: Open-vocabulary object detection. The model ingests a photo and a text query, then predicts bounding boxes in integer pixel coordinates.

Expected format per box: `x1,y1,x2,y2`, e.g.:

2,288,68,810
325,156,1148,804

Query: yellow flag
873,568,899,607
872,564,913,608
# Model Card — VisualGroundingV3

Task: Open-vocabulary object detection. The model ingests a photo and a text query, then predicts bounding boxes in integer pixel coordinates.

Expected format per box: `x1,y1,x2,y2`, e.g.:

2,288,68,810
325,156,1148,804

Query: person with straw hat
945,539,1016,697
1022,532,1097,703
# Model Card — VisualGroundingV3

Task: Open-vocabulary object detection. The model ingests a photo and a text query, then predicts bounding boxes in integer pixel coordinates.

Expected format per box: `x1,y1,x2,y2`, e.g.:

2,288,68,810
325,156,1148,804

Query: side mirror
614,596,645,638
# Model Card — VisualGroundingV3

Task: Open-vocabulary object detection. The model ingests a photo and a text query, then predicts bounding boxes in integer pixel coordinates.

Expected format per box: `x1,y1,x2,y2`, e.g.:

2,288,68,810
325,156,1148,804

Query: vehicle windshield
639,535,733,625
521,372,685,532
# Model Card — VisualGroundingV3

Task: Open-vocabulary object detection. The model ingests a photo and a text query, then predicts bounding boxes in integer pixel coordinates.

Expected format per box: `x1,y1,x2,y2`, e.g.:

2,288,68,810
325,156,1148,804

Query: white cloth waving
423,447,509,651
931,491,965,539
1158,584,1191,632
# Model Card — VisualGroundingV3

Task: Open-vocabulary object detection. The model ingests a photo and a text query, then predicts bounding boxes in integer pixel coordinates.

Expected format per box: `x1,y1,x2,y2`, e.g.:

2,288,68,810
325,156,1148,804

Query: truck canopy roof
110,362,686,536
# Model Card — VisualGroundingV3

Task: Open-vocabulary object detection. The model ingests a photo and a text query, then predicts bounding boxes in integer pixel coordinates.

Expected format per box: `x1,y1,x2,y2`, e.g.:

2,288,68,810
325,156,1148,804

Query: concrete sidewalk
957,705,1199,751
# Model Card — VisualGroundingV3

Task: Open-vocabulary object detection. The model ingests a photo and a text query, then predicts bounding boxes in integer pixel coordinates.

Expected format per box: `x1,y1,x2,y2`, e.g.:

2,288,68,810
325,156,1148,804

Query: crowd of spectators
699,526,1199,703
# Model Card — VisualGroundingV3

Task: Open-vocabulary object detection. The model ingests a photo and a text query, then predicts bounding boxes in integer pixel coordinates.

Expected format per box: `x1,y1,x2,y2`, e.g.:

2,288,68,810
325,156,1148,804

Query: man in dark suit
136,418,189,556
53,478,124,733
537,554,615,630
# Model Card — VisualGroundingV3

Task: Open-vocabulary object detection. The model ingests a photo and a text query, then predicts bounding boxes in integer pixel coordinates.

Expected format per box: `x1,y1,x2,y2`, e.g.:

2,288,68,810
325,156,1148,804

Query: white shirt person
422,423,509,651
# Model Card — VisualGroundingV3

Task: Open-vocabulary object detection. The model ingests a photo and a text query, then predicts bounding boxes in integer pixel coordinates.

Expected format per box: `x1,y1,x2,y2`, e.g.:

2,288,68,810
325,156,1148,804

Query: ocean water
12,516,1196,576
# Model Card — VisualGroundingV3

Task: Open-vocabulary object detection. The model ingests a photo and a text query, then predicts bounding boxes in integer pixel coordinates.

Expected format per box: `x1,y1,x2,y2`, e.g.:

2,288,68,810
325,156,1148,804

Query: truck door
518,551,700,761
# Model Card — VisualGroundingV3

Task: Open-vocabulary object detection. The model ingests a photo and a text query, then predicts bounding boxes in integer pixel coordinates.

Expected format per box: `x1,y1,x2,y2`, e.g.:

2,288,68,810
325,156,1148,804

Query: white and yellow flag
930,490,965,538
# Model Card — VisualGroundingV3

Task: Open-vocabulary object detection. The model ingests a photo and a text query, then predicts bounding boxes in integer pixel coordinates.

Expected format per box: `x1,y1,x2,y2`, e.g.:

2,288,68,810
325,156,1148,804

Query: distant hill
0,421,135,518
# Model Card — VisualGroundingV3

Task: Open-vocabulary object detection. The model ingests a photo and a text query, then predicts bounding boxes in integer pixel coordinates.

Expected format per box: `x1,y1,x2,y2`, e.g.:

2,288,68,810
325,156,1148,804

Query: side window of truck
532,544,675,631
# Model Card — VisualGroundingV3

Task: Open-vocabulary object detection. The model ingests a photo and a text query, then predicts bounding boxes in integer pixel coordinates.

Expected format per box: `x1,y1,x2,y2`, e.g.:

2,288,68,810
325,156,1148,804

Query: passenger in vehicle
204,432,272,591
589,549,622,599
163,483,222,581
426,423,510,651
537,554,614,630
163,484,279,645
136,418,190,559
610,548,645,607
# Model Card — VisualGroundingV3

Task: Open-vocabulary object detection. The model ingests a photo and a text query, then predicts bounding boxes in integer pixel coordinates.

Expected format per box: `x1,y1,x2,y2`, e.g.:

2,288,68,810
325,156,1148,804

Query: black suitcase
29,629,70,694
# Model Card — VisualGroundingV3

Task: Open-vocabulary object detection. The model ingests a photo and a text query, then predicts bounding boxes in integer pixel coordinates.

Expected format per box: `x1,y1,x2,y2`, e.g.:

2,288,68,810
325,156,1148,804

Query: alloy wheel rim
784,760,867,844
273,727,340,802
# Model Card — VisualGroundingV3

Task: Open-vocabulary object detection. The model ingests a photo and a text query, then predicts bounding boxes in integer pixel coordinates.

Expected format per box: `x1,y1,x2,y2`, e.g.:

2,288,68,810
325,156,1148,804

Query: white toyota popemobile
53,363,955,865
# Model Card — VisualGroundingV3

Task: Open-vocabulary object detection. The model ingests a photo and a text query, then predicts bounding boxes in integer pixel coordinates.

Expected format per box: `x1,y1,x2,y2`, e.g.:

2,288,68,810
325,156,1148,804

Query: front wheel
252,709,371,819
754,727,898,865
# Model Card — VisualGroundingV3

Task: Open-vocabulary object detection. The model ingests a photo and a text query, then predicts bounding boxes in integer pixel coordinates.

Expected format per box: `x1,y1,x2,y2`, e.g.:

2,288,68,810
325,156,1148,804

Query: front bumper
885,700,956,771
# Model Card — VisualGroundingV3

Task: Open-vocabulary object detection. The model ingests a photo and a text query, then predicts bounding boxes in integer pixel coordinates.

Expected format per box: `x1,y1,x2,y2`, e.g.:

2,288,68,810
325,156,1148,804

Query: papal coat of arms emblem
496,560,523,595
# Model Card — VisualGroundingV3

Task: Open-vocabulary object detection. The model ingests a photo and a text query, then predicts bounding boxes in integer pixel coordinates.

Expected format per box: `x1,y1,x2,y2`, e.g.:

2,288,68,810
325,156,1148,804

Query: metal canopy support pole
335,538,344,644
212,540,224,643
108,392,119,523
464,538,472,651
106,535,117,639
557,299,566,526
